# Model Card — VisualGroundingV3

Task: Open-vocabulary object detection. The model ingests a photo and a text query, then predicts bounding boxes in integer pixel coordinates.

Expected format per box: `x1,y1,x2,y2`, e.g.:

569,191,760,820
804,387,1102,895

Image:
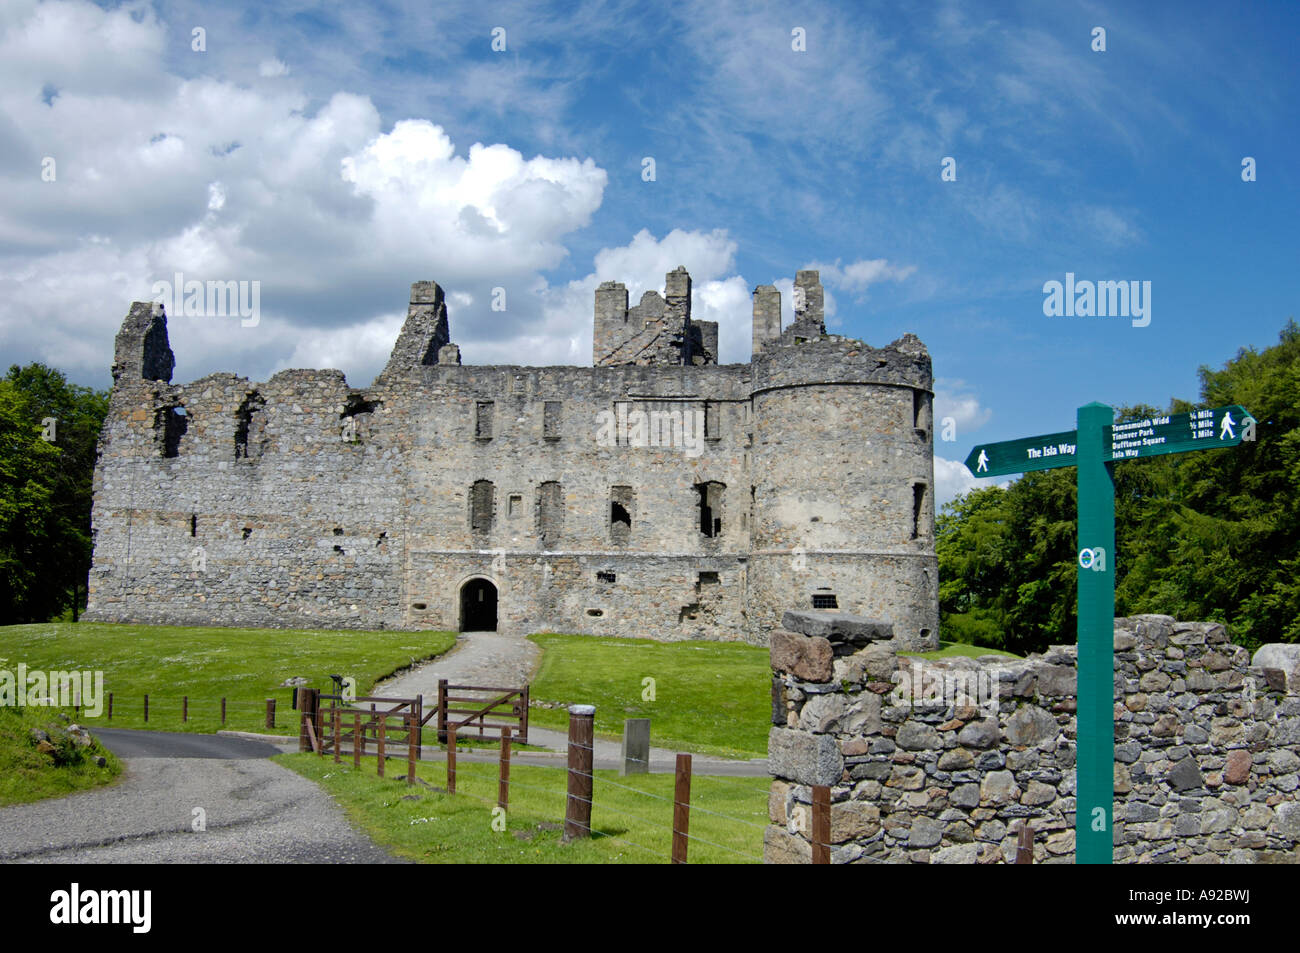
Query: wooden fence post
447,729,457,795
107,692,113,721
1015,823,1034,864
377,718,386,777
414,693,423,759
220,697,226,726
672,753,692,864
564,704,595,842
333,707,341,764
143,693,149,723
520,684,530,745
267,698,276,730
437,679,448,744
182,696,188,723
298,689,317,752
353,711,362,769
812,785,831,865
406,713,417,785
499,727,512,810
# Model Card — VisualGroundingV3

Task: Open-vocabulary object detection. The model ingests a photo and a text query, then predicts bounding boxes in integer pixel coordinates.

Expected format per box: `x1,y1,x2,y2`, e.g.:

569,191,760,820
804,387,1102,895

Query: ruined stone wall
765,613,1300,863
87,270,938,646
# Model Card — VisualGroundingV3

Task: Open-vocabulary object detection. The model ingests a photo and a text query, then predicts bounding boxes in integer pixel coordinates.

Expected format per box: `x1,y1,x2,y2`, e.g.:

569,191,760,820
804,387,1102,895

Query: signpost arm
1076,401,1115,864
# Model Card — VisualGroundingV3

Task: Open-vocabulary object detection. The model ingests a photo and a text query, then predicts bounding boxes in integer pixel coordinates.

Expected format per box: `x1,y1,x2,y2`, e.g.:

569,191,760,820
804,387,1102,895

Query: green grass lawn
278,750,768,864
0,704,123,806
0,623,457,736
904,641,1022,660
525,634,770,759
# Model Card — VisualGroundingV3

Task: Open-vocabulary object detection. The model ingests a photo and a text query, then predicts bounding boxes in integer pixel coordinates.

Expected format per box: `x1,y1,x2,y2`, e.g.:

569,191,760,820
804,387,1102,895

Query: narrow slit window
912,482,927,539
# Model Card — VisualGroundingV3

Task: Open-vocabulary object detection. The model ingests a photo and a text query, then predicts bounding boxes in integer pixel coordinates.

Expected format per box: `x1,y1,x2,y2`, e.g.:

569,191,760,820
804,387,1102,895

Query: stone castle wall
86,269,939,647
766,613,1300,863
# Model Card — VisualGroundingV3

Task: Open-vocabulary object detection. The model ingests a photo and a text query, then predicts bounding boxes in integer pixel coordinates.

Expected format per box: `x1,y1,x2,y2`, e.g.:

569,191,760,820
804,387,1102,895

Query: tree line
938,320,1300,656
0,364,108,624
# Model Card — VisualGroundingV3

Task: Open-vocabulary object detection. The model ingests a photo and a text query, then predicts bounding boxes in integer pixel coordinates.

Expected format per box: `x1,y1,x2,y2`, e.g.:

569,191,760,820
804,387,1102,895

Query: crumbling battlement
86,268,939,648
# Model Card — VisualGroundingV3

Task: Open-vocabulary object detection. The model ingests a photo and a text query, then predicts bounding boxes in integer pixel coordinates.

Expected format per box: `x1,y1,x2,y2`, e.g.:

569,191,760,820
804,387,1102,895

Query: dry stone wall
766,612,1300,863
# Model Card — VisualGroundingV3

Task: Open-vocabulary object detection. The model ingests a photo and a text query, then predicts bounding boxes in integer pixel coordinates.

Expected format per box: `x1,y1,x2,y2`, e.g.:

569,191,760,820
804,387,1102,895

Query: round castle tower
747,271,939,651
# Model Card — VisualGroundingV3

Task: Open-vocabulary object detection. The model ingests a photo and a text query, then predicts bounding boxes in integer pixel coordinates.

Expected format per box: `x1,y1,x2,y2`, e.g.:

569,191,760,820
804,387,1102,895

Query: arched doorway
460,578,498,632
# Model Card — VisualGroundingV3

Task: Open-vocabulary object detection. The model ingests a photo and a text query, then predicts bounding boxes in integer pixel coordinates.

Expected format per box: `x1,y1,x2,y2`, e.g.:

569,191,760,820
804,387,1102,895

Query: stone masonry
85,269,939,647
766,612,1300,863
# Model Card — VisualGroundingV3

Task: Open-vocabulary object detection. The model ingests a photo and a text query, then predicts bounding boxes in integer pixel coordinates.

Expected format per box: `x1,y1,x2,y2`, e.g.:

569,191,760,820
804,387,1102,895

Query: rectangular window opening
471,480,495,534
543,401,561,441
538,481,563,546
696,482,724,538
475,400,494,439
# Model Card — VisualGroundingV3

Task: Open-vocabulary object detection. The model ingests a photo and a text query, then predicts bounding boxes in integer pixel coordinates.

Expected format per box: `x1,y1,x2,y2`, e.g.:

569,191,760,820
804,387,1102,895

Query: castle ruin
84,268,940,649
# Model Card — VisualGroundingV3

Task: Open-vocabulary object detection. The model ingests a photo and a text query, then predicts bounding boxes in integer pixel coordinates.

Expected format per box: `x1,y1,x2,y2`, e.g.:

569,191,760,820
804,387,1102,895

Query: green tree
1,365,109,623
938,321,1300,653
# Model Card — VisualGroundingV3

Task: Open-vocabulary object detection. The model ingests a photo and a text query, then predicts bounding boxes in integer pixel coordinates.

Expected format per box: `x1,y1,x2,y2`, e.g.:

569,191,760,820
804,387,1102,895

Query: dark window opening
376,532,387,547
333,544,344,553
704,401,720,440
538,481,563,546
596,571,616,583
411,602,427,610
333,527,344,536
543,401,561,440
158,405,188,458
586,608,604,618
242,527,252,540
812,593,839,609
189,514,197,537
471,480,495,534
698,571,720,585
610,486,633,544
235,392,266,460
912,482,927,539
696,482,725,538
475,400,494,439
340,393,380,443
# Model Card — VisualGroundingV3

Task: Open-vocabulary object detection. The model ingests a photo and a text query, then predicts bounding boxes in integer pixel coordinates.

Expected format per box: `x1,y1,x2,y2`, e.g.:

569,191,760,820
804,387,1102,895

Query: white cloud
933,378,992,435
0,1,611,388
258,58,289,78
934,456,1008,510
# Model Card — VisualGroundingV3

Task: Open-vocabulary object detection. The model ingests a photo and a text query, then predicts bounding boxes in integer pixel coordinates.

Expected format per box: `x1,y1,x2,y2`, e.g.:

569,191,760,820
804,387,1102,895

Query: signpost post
963,403,1254,863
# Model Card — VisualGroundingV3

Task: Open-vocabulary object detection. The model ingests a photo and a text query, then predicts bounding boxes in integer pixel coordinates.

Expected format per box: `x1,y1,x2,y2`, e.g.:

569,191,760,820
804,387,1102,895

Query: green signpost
963,403,1254,864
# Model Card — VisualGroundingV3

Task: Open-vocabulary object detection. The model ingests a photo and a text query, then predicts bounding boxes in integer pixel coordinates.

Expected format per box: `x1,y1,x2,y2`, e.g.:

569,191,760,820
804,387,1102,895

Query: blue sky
1,0,1296,505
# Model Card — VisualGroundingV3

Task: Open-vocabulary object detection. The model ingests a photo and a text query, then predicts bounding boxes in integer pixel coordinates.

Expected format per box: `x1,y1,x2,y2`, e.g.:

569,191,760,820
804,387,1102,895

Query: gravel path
0,731,402,864
378,630,541,699
377,631,768,775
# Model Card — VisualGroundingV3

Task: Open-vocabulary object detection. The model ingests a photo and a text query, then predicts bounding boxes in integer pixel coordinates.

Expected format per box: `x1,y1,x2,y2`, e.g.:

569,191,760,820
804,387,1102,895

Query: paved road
0,729,402,864
377,631,768,776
